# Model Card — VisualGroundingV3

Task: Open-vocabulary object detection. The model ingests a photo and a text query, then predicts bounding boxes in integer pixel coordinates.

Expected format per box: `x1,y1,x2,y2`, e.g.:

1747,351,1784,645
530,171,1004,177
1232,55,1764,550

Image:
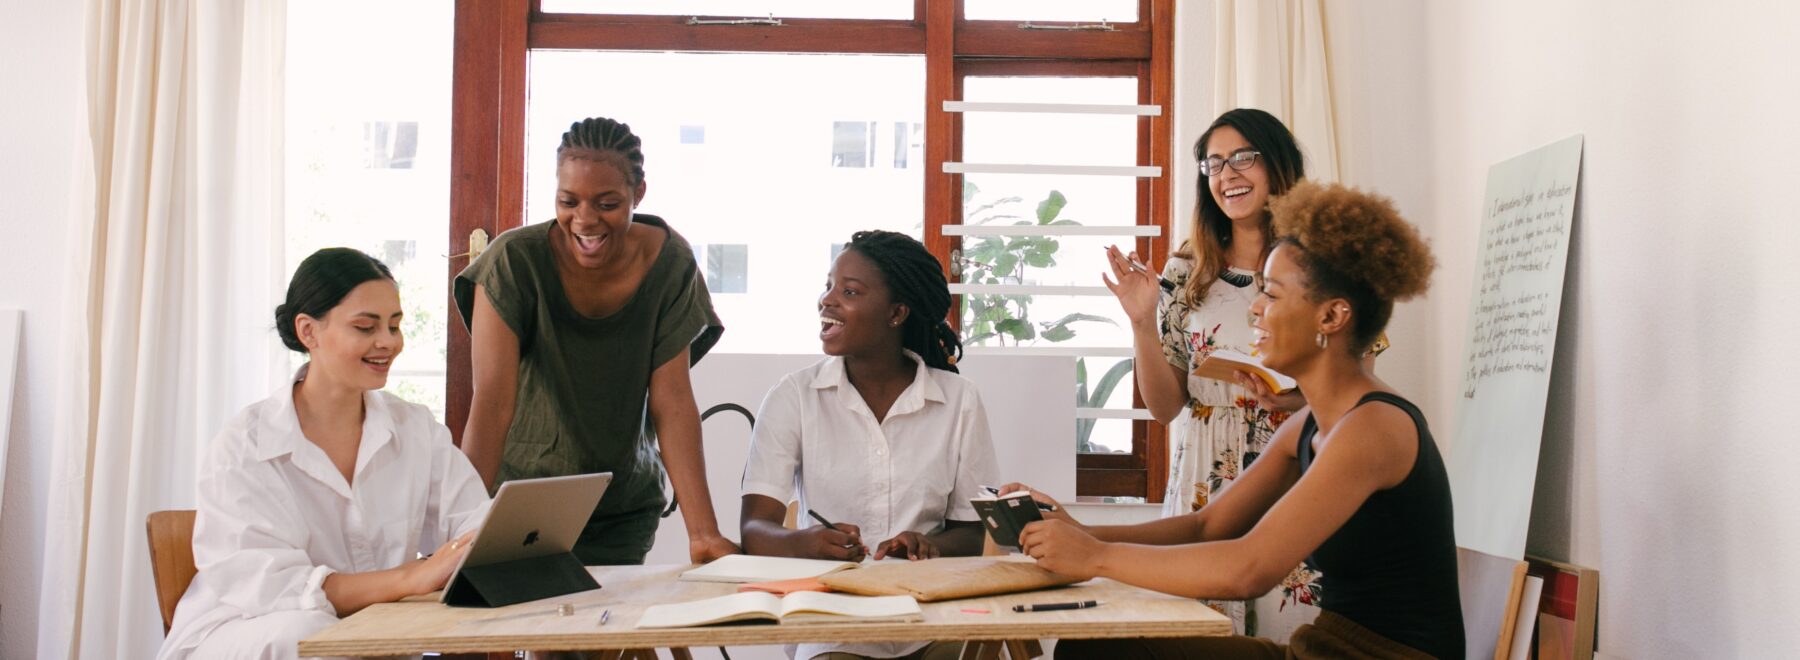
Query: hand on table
873,531,939,560
800,523,867,561
1018,519,1104,581
689,534,742,564
409,531,477,595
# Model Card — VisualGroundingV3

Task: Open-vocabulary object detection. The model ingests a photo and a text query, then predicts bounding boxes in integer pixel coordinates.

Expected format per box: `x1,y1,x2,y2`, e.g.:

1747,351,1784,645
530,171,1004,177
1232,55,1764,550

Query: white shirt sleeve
741,376,804,504
192,447,338,618
947,387,1001,522
425,421,493,550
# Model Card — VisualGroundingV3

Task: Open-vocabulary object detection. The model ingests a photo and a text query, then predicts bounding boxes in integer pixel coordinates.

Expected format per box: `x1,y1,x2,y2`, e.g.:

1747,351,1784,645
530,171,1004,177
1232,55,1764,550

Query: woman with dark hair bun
739,230,999,660
158,248,489,660
456,116,736,565
1010,183,1462,659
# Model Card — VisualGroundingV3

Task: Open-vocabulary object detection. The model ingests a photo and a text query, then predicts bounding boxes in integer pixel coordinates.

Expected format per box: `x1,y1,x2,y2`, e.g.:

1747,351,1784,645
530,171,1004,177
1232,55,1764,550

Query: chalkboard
1449,135,1584,560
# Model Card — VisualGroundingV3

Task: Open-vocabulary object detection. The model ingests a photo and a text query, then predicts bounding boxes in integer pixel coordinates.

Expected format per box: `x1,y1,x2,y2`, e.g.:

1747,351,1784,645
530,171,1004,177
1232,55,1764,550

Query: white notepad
637,591,922,628
678,554,860,584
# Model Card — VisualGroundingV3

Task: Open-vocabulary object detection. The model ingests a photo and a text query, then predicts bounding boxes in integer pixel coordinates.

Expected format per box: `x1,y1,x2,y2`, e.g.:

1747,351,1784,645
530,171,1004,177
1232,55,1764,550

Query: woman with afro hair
1008,183,1465,659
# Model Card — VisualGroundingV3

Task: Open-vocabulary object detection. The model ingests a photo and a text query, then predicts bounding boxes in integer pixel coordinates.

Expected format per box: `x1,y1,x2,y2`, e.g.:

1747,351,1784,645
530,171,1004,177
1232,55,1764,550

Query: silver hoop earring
1315,332,1328,349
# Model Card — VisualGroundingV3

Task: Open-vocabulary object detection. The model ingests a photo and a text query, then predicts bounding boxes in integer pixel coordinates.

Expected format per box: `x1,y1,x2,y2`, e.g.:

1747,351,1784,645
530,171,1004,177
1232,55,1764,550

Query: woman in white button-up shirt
741,231,1000,660
157,249,490,660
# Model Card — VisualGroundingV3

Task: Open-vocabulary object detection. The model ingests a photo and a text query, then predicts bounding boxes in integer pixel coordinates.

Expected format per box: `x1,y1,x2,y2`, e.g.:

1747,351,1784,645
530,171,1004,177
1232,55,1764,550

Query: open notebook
636,591,922,628
679,554,860,584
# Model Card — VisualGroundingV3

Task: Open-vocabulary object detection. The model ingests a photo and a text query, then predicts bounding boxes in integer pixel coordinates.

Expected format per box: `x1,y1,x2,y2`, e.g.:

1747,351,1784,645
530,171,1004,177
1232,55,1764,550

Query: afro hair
1269,181,1436,350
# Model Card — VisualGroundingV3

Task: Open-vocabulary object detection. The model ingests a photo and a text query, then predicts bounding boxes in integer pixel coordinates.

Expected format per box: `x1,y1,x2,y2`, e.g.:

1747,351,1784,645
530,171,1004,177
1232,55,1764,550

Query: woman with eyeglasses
1102,108,1372,638
1033,183,1459,659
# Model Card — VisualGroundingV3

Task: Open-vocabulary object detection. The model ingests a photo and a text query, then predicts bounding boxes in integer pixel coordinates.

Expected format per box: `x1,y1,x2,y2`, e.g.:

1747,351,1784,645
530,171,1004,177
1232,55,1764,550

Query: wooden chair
146,510,200,634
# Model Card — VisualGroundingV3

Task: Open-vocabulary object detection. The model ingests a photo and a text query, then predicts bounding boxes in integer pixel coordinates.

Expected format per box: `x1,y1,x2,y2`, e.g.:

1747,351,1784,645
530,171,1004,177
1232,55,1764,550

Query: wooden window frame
448,0,1173,501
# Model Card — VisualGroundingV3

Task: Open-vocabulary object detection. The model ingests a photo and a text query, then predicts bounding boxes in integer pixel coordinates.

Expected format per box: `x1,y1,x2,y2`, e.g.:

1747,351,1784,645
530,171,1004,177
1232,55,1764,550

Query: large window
525,52,924,354
287,0,452,418
451,0,1174,500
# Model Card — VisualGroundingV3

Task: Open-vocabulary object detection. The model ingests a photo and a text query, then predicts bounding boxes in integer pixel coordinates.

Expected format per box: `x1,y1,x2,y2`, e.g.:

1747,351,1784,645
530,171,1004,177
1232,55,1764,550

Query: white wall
0,1,84,657
1327,1,1800,656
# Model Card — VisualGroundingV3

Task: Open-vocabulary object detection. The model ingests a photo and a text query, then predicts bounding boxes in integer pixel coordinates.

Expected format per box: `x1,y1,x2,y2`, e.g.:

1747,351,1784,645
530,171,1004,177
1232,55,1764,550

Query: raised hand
1102,246,1163,329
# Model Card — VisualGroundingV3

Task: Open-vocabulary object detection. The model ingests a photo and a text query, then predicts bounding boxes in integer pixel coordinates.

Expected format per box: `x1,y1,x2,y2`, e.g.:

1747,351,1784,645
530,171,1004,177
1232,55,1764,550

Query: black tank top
1298,391,1465,659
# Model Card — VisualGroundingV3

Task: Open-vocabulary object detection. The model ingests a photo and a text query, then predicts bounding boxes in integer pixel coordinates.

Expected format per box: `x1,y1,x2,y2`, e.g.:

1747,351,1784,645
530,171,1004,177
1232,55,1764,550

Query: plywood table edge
300,619,1230,655
299,565,1230,656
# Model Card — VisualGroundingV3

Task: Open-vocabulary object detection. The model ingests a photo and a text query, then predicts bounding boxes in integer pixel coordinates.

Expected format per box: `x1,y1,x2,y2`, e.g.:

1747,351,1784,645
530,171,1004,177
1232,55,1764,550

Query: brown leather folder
820,556,1081,602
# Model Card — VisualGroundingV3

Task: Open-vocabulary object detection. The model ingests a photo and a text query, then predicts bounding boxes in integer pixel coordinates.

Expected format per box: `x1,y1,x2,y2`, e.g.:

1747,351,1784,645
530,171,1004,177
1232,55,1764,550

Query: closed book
971,491,1043,549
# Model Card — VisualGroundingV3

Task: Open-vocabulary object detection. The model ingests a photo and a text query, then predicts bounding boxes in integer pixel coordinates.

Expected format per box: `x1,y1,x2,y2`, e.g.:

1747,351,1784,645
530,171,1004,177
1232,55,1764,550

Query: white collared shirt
158,372,491,659
742,353,999,659
742,353,1000,546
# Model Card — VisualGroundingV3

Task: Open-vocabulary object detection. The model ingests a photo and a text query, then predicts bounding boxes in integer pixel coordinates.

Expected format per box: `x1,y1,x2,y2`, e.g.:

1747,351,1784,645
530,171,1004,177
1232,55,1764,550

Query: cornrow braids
844,230,963,373
557,117,646,186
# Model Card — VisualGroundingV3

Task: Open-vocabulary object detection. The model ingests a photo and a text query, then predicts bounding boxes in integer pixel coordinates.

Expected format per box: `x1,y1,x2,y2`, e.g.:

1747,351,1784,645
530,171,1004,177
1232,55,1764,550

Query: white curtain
1212,0,1342,183
38,0,287,657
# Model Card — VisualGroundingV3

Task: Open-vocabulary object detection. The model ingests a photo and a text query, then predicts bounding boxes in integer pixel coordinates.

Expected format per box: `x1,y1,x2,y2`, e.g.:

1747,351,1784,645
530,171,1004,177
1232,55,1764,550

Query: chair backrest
146,510,198,633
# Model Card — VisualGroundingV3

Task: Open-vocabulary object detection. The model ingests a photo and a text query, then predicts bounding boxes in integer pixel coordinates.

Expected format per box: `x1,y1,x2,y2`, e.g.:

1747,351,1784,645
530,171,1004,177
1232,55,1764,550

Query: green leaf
1036,190,1068,224
1023,251,1055,268
995,318,1035,341
1041,325,1075,342
993,253,1019,277
963,180,979,203
1088,359,1136,408
1044,312,1118,329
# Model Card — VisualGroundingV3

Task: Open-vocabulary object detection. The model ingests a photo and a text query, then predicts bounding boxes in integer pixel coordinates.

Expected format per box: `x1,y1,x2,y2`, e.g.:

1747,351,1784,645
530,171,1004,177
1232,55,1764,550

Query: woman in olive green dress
456,117,737,565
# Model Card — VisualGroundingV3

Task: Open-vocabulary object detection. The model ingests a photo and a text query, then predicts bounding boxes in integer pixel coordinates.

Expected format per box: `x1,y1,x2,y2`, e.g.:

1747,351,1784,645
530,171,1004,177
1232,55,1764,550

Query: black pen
807,510,865,552
807,509,842,531
980,485,1058,512
1013,600,1103,613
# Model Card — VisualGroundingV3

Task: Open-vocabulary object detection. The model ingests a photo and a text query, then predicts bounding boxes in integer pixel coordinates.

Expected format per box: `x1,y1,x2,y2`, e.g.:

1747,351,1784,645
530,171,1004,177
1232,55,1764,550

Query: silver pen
1113,248,1177,292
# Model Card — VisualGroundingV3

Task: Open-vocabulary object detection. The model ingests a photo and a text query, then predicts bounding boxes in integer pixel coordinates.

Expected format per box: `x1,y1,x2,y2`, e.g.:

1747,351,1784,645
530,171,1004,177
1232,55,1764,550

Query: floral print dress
1156,255,1322,642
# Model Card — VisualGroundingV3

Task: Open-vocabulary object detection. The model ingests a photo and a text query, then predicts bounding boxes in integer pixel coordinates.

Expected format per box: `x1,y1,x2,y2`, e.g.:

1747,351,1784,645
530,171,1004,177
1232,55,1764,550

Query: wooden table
298,564,1231,656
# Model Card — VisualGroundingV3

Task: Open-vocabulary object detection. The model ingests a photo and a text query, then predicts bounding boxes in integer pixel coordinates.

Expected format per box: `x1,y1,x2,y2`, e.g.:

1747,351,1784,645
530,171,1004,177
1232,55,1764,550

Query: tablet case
442,551,600,608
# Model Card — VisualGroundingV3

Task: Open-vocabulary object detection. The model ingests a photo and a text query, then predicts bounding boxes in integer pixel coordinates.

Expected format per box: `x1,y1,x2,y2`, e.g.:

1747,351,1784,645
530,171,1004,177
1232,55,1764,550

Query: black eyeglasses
1199,149,1261,177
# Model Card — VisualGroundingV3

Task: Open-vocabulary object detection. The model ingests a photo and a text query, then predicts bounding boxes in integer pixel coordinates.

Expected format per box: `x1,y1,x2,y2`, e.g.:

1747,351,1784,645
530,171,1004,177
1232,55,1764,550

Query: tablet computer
439,472,611,605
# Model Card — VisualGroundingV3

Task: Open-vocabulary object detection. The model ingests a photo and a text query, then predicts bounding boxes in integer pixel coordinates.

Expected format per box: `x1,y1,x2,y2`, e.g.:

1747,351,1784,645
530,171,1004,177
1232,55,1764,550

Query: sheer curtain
1212,0,1342,183
37,0,287,657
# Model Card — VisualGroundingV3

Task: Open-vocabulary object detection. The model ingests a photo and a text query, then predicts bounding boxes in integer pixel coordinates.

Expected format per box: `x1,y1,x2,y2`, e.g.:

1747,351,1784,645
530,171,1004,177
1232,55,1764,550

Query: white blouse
158,373,490,658
741,353,1000,660
742,353,1000,545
